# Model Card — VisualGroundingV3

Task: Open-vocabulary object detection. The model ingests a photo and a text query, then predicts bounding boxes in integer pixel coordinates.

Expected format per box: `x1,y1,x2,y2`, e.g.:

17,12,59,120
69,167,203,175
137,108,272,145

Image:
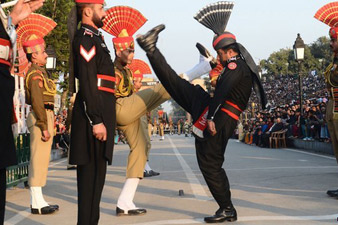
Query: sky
103,0,334,111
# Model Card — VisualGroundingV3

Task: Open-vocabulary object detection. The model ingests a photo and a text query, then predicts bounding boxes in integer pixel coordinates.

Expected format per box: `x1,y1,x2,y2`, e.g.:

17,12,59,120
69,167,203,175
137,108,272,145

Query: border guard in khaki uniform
315,2,338,198
129,59,160,177
22,17,58,214
102,6,170,216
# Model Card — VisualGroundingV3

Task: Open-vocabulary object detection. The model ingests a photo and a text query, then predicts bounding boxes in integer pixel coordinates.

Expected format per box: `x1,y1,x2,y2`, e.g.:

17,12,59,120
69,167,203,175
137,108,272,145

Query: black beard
93,13,104,28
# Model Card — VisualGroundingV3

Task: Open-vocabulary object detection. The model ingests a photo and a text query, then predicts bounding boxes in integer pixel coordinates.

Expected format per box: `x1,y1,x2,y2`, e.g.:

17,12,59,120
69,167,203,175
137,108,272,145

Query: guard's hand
41,130,51,142
207,120,217,136
10,0,45,26
93,123,107,141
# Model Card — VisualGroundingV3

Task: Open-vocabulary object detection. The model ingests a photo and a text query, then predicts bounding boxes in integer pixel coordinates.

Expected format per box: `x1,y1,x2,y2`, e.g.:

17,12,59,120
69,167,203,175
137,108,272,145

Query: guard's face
92,4,106,28
330,38,338,54
216,49,228,66
32,46,48,66
133,77,142,91
119,49,135,65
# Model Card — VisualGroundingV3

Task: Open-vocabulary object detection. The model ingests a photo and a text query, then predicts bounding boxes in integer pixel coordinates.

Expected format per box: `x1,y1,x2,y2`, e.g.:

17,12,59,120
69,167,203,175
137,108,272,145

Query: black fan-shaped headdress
194,1,267,110
194,1,234,36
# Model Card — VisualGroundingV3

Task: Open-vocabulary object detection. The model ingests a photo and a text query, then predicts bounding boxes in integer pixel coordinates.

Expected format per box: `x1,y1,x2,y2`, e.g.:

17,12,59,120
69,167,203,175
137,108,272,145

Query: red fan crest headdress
314,2,338,39
128,59,151,79
102,6,147,52
14,14,56,76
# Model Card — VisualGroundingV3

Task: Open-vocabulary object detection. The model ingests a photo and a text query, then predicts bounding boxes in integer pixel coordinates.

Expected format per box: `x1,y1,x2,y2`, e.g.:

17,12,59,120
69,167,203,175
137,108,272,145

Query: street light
293,33,305,118
46,45,57,70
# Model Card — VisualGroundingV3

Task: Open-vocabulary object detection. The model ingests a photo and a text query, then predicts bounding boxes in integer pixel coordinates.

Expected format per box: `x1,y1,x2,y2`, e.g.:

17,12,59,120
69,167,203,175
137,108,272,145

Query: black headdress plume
194,1,267,110
194,1,234,35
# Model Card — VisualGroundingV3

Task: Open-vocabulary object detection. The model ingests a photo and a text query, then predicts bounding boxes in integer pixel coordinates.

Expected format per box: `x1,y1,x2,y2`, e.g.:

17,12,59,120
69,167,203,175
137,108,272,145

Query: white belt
0,44,10,61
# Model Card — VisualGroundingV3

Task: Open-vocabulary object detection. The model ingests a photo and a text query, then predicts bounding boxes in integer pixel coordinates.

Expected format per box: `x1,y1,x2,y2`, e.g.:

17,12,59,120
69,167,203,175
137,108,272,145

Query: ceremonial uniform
18,13,58,214
0,14,17,224
325,63,338,163
26,63,56,187
114,60,168,178
138,4,266,221
315,2,338,198
69,24,116,224
102,6,169,215
147,50,255,207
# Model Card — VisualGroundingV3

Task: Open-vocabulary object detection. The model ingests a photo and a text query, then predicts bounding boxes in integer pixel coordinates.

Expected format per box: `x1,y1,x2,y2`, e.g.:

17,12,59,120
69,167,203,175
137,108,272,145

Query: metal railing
6,134,30,188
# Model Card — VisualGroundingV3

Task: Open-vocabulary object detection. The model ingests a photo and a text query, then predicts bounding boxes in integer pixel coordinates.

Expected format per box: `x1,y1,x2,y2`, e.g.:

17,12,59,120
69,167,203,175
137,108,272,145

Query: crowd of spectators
241,73,330,147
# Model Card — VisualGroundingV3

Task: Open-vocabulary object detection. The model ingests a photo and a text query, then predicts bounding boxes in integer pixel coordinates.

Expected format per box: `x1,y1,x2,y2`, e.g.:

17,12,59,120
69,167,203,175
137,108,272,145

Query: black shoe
196,42,218,69
136,24,165,54
67,166,76,170
144,170,160,177
204,207,237,223
116,207,147,216
327,189,338,197
149,170,160,176
31,205,56,215
49,204,59,210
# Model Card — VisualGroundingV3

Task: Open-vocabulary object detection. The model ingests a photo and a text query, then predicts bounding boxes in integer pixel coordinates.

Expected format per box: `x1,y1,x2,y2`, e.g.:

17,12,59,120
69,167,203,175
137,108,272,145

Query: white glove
184,54,213,81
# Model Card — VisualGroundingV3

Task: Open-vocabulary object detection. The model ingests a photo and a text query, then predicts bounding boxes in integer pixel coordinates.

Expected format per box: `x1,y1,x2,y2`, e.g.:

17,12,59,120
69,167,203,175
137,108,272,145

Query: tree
260,37,329,77
309,36,332,70
37,0,74,111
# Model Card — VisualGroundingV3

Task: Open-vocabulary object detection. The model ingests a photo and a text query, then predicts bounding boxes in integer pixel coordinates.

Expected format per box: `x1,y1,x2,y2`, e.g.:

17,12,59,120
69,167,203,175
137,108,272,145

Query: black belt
44,104,54,110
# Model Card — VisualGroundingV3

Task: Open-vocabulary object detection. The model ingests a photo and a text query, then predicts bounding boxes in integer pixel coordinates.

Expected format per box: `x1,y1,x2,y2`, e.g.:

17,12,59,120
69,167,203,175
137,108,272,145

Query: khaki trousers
116,84,170,178
326,99,338,164
27,110,54,187
147,123,152,138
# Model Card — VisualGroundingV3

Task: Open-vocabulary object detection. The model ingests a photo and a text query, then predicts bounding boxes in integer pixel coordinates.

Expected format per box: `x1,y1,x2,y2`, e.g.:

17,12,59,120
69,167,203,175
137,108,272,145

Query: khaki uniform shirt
25,63,56,131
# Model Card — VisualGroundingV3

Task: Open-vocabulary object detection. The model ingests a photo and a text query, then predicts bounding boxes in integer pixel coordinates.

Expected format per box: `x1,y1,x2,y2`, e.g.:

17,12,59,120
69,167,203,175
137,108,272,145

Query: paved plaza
3,135,338,225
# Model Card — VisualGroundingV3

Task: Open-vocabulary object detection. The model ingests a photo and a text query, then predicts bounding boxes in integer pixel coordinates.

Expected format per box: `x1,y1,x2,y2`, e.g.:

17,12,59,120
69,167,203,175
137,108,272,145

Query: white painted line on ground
283,148,336,160
49,159,67,167
4,209,30,225
168,136,210,201
127,214,338,225
227,166,337,171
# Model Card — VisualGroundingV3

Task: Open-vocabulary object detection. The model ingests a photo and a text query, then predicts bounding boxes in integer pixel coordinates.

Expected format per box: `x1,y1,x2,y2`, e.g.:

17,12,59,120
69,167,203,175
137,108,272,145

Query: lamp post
318,58,324,76
293,33,305,117
46,45,57,71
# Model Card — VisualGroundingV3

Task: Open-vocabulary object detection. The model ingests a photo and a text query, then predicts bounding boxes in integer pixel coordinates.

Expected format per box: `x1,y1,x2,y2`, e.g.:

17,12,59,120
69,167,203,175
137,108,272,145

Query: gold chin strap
25,70,57,97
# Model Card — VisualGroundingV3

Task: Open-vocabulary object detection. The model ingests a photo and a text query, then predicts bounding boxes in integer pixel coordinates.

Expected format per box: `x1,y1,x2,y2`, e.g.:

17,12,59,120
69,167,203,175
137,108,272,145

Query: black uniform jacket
0,20,17,169
203,56,253,138
70,24,116,165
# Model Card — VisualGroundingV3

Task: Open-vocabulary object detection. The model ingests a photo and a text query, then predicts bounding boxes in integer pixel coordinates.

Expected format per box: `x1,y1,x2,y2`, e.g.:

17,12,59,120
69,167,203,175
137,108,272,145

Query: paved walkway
4,135,338,225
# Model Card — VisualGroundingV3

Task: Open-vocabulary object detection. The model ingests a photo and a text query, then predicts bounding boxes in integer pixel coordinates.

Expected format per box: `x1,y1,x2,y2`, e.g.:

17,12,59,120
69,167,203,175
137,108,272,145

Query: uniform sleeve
76,37,103,125
207,65,243,120
30,75,48,131
330,68,338,86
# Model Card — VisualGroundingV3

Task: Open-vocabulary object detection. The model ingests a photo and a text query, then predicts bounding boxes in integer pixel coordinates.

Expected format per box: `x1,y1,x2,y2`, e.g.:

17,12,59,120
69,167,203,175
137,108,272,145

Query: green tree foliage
260,36,331,77
37,0,74,110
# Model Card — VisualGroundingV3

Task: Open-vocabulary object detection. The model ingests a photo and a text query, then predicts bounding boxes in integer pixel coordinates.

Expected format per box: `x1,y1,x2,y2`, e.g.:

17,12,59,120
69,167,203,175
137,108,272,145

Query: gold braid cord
115,67,133,98
25,70,56,97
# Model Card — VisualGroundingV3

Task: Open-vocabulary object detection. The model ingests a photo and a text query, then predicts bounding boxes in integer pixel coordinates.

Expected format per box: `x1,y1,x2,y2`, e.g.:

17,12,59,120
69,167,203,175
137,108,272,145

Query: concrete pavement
4,135,338,225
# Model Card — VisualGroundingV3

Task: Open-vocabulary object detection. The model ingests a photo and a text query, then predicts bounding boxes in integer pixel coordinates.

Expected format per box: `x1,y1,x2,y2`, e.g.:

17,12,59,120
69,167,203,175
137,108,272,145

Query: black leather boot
327,189,338,197
136,24,165,54
204,206,237,223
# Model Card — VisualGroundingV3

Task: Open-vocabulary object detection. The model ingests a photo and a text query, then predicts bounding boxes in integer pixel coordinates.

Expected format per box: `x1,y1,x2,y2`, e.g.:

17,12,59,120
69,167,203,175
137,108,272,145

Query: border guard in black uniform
137,1,266,223
68,1,116,224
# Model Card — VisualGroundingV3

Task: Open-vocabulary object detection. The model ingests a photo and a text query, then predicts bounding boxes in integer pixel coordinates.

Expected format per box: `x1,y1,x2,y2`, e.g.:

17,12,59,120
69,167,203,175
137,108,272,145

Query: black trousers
0,168,6,225
147,49,235,208
77,141,107,225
